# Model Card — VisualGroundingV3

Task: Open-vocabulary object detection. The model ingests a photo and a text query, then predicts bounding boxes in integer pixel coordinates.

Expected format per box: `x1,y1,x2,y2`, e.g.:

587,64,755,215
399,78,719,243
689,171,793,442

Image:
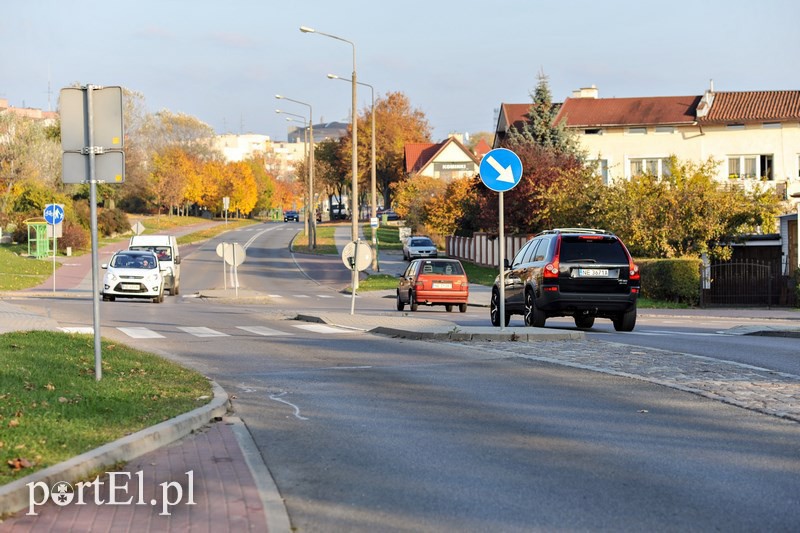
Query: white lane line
268,294,283,298
627,330,718,337
316,295,334,299
60,327,94,334
269,392,308,420
237,326,293,336
177,326,229,337
117,327,165,339
295,294,310,298
293,324,351,334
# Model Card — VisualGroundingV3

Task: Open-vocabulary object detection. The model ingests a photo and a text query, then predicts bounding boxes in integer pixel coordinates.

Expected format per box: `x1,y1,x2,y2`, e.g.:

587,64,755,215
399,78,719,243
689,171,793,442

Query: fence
445,233,533,268
700,260,786,307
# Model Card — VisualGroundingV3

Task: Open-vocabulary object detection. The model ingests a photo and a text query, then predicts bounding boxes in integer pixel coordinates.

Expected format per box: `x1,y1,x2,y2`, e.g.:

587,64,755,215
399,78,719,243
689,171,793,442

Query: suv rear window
559,236,629,264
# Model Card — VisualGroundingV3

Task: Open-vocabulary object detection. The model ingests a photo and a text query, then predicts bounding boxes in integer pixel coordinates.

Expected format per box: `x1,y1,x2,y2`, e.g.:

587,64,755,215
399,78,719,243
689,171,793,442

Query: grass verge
0,331,212,486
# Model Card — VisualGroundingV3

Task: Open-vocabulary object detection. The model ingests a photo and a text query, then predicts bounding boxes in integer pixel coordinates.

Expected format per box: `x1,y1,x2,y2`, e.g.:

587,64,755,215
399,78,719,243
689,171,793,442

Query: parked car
403,236,438,260
396,258,469,312
284,210,299,222
377,208,400,221
101,250,165,303
490,228,640,331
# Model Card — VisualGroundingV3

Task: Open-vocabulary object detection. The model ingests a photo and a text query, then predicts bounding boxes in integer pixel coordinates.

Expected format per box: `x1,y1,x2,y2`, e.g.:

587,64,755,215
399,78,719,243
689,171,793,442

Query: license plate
578,269,609,277
432,282,452,289
121,283,140,291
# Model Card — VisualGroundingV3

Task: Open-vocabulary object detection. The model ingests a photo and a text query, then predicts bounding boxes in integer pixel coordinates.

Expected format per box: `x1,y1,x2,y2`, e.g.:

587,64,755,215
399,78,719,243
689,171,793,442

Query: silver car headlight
105,272,118,282
146,272,161,283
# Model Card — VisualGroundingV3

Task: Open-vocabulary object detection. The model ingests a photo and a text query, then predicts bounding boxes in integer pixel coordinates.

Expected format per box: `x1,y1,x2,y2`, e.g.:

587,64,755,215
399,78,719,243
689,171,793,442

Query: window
629,157,672,179
627,127,647,135
726,123,745,131
584,128,602,135
728,155,773,180
762,122,781,129
655,126,675,134
587,159,609,184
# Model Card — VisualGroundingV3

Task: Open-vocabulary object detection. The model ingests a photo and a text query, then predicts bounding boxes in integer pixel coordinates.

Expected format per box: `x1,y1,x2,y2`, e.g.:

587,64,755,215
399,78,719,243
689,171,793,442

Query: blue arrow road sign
44,204,65,225
479,148,523,192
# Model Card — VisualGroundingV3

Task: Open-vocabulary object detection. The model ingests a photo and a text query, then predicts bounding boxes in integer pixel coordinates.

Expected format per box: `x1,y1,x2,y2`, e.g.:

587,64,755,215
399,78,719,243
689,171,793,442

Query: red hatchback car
396,258,469,312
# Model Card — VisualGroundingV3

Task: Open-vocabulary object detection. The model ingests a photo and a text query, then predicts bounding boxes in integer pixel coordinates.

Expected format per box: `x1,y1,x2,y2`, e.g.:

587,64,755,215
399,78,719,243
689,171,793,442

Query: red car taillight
544,235,561,279
629,261,640,281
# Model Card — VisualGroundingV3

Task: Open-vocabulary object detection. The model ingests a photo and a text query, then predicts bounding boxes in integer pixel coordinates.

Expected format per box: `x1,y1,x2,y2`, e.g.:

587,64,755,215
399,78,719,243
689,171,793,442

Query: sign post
341,240,373,315
479,148,523,330
44,204,65,293
60,85,124,381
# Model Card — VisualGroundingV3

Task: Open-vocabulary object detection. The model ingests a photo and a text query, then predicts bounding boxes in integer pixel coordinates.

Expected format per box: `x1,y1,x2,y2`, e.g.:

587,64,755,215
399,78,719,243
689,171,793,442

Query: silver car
403,236,438,261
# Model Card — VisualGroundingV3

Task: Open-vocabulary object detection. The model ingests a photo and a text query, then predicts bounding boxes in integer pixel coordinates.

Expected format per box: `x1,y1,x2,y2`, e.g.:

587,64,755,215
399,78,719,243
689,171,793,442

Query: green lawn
0,331,212,486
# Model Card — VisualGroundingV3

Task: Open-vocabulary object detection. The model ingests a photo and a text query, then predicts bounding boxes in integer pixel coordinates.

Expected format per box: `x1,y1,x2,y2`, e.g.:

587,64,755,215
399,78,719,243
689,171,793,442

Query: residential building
0,98,58,124
404,135,481,181
494,84,800,202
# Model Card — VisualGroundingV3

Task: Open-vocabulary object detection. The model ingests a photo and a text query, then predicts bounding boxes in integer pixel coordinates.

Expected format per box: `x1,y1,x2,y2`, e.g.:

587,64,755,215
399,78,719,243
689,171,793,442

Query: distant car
101,250,165,303
403,236,438,260
377,208,400,221
283,210,299,222
490,228,640,331
396,258,469,313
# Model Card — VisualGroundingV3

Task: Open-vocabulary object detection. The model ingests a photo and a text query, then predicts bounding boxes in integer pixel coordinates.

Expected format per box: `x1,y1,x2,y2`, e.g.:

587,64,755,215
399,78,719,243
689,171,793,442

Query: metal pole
369,86,378,271
309,111,316,249
499,191,506,331
87,85,102,380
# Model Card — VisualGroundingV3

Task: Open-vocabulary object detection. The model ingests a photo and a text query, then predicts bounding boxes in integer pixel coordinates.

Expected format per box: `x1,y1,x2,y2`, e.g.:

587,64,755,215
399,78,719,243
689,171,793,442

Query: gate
700,260,780,307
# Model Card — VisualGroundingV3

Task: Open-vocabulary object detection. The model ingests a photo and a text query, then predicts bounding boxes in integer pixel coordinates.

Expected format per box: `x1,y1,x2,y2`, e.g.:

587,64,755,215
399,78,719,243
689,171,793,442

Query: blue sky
4,0,799,142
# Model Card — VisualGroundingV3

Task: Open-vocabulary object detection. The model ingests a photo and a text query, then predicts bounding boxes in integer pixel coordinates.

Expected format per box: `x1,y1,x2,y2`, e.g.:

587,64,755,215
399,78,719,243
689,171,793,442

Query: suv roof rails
538,228,614,235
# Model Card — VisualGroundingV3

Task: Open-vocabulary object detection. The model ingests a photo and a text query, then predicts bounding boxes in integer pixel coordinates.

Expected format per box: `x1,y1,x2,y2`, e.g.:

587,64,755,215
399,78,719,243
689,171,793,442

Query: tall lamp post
328,73,378,271
276,110,309,233
275,95,315,249
300,26,358,244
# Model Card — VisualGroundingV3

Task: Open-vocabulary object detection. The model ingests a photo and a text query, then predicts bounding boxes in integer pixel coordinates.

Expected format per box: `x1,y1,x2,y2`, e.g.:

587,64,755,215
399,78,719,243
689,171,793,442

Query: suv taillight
629,261,640,281
544,235,561,279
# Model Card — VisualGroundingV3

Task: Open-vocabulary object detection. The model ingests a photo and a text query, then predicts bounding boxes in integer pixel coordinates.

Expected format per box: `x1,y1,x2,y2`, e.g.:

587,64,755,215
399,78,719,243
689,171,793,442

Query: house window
629,158,671,179
584,128,602,135
726,123,745,131
588,159,609,184
762,122,781,129
728,155,773,180
655,126,675,134
627,127,647,135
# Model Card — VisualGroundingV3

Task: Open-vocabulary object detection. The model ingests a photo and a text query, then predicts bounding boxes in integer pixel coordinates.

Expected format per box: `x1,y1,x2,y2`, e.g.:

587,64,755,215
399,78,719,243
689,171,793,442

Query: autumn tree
391,174,446,232
221,161,259,217
352,91,431,208
425,176,481,237
243,154,278,215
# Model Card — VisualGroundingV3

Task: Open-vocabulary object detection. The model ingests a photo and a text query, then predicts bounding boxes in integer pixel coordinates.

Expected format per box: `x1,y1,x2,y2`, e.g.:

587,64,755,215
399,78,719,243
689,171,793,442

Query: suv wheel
489,288,510,327
613,307,637,332
396,291,405,311
574,315,595,329
524,289,546,327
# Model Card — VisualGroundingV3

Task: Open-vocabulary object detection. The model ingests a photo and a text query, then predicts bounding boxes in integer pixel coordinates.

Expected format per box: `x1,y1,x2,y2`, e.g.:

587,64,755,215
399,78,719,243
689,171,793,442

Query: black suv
490,228,640,331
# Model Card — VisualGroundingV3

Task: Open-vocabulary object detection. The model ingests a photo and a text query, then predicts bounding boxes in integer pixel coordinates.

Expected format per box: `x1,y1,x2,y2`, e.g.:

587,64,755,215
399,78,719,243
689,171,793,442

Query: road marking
60,327,94,334
317,294,334,298
178,326,229,337
237,326,293,336
627,330,718,337
293,324,351,334
268,294,283,298
269,392,308,420
295,294,310,298
117,327,165,339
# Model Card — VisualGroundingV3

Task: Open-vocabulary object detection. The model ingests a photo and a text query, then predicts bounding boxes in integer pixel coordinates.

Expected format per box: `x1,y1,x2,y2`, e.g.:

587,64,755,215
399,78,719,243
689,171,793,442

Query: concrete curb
0,381,230,515
370,325,584,341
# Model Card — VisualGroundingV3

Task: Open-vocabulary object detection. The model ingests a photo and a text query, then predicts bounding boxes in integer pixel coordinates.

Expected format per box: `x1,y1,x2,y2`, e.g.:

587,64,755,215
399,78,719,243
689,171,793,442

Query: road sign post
479,148,523,330
44,204,65,293
341,240,373,315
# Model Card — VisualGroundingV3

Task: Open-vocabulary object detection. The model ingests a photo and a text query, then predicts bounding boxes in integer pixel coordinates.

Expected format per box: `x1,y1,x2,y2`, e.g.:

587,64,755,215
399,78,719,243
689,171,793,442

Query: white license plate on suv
121,283,140,291
577,268,609,277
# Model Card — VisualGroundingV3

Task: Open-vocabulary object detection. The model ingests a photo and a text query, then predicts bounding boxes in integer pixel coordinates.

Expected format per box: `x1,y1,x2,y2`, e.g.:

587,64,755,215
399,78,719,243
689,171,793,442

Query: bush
638,257,702,306
58,220,89,253
97,208,131,237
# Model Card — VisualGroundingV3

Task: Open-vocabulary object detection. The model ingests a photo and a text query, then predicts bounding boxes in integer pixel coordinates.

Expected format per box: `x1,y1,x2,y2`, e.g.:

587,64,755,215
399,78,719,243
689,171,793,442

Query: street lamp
328,73,379,271
276,110,309,232
275,95,315,249
300,26,358,244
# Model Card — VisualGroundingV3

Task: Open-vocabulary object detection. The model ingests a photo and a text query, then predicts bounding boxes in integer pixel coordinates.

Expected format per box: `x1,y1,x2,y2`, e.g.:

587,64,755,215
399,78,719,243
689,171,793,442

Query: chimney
571,85,599,99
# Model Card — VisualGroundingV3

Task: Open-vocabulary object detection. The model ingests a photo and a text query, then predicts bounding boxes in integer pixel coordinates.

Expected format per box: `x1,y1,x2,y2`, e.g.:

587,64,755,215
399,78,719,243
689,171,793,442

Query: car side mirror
174,257,181,265
101,263,108,269
503,258,510,270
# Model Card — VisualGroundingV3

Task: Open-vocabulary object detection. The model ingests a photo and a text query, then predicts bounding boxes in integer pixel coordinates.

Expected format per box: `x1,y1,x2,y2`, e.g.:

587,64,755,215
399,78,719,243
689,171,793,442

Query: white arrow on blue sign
44,204,65,225
479,148,523,192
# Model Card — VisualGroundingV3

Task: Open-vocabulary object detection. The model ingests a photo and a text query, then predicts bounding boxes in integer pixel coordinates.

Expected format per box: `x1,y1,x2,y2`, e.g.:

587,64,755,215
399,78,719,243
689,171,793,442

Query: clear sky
3,0,799,142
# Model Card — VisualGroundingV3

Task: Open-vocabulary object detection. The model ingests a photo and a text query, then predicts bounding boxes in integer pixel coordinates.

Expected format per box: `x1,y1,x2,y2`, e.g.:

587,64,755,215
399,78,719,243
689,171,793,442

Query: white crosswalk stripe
177,326,229,337
317,295,334,298
293,324,352,334
117,327,165,339
60,327,94,334
237,326,293,336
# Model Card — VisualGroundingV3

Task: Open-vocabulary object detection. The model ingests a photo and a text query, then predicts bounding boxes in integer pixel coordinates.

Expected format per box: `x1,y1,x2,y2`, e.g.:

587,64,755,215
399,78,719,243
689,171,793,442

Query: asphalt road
10,222,800,531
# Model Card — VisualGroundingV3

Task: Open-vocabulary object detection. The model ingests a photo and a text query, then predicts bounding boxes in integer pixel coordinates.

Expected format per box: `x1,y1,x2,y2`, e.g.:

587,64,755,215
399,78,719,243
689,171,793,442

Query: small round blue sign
44,204,65,225
479,148,523,193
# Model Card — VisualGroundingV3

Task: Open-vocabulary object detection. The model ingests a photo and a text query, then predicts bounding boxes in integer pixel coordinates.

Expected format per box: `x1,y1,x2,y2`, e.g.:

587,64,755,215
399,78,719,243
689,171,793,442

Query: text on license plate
121,283,140,290
432,282,452,289
578,269,609,277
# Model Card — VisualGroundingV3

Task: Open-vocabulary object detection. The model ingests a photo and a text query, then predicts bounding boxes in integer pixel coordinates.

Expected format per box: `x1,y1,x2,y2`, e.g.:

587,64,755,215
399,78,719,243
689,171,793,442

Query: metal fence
700,260,784,307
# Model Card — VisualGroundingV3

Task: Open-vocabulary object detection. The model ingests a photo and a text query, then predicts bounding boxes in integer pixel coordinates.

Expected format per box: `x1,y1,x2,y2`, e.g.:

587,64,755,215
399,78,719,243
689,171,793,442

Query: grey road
14,222,800,531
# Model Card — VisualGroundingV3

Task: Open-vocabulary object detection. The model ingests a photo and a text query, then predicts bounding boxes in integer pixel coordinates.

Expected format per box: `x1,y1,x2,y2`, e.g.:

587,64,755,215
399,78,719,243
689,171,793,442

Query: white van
128,235,181,295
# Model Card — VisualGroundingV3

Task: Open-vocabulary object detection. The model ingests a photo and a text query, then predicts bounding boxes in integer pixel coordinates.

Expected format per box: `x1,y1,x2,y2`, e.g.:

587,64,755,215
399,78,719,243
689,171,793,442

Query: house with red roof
404,135,481,181
494,84,800,201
